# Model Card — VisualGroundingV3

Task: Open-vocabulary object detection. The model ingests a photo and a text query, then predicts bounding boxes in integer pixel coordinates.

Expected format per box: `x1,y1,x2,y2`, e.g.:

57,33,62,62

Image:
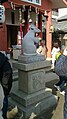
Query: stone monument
10,24,58,119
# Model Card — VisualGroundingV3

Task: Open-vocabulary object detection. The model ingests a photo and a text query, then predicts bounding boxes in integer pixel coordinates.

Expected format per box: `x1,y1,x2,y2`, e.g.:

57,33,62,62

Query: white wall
58,8,67,17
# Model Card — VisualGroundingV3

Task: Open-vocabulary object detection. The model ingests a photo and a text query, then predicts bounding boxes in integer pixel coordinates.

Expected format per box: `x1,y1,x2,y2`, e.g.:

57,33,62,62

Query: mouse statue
22,24,41,55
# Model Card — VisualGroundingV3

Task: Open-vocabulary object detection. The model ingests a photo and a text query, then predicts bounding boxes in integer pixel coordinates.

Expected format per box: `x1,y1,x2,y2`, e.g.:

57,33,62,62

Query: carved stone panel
28,69,46,93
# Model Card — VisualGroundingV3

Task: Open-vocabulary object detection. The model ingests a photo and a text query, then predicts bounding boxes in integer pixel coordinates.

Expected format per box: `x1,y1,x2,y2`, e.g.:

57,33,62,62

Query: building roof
51,0,67,9
3,0,67,10
43,15,67,33
57,21,67,32
57,14,67,21
52,14,67,32
53,20,67,33
56,14,67,32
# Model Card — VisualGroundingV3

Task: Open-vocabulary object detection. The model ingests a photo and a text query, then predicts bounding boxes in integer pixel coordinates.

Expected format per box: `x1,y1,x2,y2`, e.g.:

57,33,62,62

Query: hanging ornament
19,8,22,23
36,9,38,28
29,6,31,12
18,7,23,54
23,5,26,11
35,7,38,14
35,7,38,36
13,4,15,10
28,8,31,20
22,6,24,12
27,6,32,31
22,5,26,12
19,8,23,53
36,20,38,28
44,10,47,16
49,25,54,33
11,2,13,9
29,18,32,23
37,9,39,14
10,2,15,10
22,19,25,24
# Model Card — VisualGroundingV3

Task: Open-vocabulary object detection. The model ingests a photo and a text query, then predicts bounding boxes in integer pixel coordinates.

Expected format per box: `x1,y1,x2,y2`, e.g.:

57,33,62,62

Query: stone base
11,55,58,119
9,81,58,119
18,54,46,64
13,55,51,94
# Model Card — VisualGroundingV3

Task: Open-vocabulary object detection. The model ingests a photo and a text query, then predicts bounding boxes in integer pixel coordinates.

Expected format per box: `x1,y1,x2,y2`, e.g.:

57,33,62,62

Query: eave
51,0,67,9
3,0,67,11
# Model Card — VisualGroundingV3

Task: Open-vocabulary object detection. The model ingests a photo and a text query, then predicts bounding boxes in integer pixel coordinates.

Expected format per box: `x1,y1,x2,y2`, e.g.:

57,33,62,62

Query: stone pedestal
11,54,57,119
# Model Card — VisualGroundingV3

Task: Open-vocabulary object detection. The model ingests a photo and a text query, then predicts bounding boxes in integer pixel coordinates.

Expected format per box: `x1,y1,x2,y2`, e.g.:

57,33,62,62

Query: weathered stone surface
18,68,46,93
11,81,52,106
11,55,58,119
10,81,57,119
13,59,51,71
18,54,45,64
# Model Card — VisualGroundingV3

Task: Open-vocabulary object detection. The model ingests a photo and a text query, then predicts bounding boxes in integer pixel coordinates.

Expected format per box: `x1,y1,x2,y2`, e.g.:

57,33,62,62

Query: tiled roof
42,15,67,32
57,21,67,32
57,14,67,21
51,0,67,9
52,14,67,32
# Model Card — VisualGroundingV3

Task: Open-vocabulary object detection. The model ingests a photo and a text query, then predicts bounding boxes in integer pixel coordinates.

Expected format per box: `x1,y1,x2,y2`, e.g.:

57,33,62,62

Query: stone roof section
57,14,67,21
52,14,67,32
57,21,67,32
51,0,67,9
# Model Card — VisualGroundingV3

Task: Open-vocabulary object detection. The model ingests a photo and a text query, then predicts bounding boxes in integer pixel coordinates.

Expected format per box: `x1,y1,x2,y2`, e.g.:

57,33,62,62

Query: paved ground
34,90,64,119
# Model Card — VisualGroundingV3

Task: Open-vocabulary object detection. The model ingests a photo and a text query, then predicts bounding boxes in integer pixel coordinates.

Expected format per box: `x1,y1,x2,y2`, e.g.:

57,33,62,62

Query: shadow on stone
45,79,59,95
34,103,58,119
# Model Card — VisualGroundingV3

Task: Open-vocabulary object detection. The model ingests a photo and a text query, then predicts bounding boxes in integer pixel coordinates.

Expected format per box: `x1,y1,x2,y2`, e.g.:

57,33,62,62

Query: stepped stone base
9,81,58,119
10,55,58,119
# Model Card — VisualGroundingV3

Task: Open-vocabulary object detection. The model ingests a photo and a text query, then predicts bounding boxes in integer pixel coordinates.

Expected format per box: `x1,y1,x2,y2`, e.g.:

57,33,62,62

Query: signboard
21,0,41,5
0,5,5,23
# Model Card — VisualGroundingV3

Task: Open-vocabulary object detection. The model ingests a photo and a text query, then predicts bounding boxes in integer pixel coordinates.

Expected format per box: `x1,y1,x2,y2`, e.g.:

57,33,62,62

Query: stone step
9,92,58,119
12,70,18,81
45,72,59,82
45,72,59,89
13,70,18,77
13,75,18,81
11,88,53,107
